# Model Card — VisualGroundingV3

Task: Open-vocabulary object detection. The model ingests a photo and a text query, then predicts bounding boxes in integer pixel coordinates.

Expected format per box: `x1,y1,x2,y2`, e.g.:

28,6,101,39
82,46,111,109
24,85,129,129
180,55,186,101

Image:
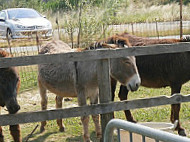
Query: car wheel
6,29,12,40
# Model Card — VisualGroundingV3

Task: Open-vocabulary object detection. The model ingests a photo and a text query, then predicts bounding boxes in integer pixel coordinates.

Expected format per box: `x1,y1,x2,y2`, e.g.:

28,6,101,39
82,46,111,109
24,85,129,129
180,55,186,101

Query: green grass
1,81,190,142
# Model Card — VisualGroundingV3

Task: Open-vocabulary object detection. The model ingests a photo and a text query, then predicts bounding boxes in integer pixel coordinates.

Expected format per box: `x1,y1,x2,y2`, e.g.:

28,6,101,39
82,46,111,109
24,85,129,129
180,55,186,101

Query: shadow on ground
23,131,58,142
66,131,98,142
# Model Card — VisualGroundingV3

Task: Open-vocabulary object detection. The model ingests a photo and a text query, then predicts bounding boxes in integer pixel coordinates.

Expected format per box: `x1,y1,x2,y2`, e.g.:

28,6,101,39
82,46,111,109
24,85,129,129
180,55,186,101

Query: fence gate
104,119,190,142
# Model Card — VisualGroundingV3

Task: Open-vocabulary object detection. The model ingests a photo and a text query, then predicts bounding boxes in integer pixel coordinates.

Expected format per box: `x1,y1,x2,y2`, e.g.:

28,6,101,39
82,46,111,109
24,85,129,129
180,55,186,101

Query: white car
0,8,53,39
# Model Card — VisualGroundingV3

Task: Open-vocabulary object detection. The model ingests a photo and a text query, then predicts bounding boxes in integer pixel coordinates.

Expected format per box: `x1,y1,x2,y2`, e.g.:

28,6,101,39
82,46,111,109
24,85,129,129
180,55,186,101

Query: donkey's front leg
91,95,101,139
171,86,186,136
10,125,22,142
81,116,90,142
0,126,3,142
0,107,4,142
92,115,101,139
77,86,91,142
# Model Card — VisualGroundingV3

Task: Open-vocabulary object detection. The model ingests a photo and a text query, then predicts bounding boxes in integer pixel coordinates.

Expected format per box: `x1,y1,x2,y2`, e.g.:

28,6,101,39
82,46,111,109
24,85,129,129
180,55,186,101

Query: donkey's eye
124,60,132,65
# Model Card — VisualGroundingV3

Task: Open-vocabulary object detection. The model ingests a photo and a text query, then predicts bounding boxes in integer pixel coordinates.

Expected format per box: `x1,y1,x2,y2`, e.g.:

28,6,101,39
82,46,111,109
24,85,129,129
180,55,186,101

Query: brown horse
0,50,21,142
38,36,140,142
111,32,190,136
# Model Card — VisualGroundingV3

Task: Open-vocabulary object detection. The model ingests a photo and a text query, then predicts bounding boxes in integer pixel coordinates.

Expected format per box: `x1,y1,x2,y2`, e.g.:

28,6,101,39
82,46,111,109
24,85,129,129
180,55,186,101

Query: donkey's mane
0,49,9,58
116,32,190,46
84,35,131,51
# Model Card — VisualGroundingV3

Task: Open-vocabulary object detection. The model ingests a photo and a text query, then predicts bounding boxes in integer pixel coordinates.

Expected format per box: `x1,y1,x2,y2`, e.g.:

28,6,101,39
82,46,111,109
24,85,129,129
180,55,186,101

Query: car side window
0,11,6,21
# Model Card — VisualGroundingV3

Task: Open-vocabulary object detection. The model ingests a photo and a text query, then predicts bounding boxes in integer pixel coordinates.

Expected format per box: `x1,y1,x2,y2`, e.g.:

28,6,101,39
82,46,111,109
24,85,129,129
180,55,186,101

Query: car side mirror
0,17,5,22
42,15,46,18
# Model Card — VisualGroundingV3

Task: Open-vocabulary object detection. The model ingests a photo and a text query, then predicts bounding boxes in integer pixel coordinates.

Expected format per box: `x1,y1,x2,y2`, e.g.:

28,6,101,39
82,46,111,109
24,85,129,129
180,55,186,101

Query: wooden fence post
131,22,134,35
155,18,159,40
97,59,114,142
180,0,183,39
6,33,12,56
56,17,60,40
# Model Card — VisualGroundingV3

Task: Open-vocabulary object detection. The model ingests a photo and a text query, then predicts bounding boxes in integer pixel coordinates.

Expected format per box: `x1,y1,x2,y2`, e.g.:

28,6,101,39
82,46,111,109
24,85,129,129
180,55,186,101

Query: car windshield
7,9,41,19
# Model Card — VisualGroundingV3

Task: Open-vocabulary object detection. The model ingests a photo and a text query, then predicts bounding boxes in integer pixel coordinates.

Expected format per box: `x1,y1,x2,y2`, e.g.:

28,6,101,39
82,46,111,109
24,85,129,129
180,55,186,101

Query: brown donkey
38,36,141,142
0,49,21,142
111,32,190,136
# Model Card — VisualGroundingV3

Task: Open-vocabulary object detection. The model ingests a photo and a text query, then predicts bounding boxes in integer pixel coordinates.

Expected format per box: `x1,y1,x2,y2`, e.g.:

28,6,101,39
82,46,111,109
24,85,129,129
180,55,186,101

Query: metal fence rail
104,119,190,142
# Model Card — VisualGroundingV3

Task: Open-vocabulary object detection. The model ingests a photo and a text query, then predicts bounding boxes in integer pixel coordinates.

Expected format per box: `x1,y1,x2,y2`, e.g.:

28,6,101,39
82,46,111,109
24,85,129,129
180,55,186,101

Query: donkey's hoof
84,140,92,142
127,118,137,123
178,129,186,136
130,120,137,123
96,132,102,139
40,127,45,133
59,127,65,132
83,135,91,142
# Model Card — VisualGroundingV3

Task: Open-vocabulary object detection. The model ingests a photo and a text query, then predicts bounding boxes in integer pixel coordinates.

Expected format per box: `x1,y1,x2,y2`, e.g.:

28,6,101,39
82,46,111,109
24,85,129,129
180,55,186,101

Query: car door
0,11,7,37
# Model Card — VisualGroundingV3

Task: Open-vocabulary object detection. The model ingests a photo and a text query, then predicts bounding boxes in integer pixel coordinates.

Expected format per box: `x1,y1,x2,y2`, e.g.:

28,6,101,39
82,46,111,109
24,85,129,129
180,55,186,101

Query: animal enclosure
0,41,190,141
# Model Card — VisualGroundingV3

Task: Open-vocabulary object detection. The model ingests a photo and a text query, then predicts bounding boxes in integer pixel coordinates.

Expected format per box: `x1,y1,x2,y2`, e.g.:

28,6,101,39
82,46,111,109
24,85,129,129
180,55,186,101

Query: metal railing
104,119,190,142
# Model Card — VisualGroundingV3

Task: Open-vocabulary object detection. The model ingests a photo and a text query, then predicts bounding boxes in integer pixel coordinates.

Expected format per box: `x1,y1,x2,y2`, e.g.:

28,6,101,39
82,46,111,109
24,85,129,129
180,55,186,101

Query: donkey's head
0,50,20,114
104,36,141,91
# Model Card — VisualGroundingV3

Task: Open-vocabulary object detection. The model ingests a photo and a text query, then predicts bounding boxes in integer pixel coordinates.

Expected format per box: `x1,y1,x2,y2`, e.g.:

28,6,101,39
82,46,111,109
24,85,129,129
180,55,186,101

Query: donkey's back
38,40,98,98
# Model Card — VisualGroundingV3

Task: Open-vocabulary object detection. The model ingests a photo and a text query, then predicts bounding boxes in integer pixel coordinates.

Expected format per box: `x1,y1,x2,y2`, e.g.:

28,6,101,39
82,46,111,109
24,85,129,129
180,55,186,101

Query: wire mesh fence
0,37,43,93
106,20,190,39
1,20,190,92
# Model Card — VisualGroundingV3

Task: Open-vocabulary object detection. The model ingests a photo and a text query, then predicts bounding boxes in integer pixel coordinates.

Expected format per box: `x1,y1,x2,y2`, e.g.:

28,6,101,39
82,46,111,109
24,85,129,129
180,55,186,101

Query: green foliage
52,0,123,47
161,0,190,5
0,0,188,9
0,0,43,11
0,0,190,12
41,0,79,12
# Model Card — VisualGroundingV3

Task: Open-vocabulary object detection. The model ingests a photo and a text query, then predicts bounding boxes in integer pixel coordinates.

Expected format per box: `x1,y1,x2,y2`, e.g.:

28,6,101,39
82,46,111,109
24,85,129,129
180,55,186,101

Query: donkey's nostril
136,82,140,88
136,83,138,88
126,74,141,92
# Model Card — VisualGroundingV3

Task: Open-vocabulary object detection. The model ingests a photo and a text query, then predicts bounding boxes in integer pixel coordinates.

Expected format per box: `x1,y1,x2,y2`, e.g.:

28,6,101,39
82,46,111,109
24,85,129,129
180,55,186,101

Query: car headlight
46,23,52,28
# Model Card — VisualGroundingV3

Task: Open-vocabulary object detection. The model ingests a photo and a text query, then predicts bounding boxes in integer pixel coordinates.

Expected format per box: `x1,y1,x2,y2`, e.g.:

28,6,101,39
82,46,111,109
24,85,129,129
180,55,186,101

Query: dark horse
0,49,21,142
111,32,190,136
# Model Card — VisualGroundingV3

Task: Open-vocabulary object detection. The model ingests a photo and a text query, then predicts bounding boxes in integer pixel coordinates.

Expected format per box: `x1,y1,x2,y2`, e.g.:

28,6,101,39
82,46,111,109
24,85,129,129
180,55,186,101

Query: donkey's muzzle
127,74,141,91
6,98,20,114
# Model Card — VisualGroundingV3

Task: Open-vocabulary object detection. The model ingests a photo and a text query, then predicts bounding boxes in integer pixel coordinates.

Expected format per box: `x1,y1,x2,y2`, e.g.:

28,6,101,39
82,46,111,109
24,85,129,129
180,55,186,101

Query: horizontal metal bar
104,119,190,142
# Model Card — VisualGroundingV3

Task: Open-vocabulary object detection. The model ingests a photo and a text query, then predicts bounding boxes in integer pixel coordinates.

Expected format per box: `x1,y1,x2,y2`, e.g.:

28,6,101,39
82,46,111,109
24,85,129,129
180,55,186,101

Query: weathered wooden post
180,0,183,39
56,17,60,40
35,32,40,54
131,22,134,35
97,59,114,142
6,33,12,56
155,18,159,40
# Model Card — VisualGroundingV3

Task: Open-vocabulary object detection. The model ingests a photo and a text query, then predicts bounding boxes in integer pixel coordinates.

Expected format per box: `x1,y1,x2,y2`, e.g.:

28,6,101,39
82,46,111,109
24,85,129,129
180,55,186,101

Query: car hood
8,17,51,26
